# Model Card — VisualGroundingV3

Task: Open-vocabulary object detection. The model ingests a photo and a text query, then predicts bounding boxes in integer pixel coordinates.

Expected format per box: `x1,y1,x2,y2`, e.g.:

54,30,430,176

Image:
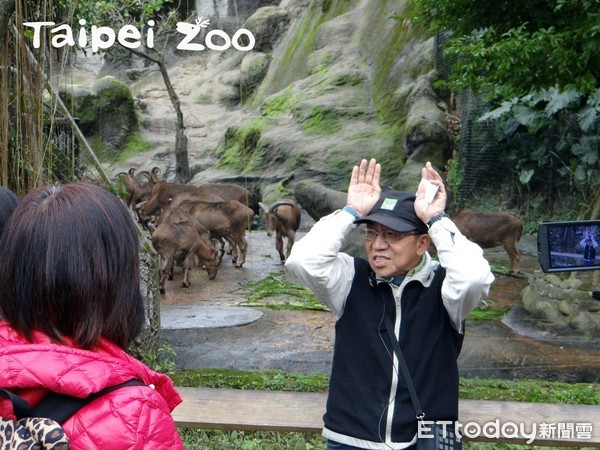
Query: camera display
537,220,600,272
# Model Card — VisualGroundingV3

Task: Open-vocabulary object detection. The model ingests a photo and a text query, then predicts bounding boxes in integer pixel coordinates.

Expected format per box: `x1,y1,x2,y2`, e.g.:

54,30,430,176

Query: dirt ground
161,223,600,382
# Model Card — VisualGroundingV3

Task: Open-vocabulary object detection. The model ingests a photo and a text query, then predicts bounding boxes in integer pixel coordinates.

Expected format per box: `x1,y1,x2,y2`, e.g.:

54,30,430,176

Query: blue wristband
342,205,361,220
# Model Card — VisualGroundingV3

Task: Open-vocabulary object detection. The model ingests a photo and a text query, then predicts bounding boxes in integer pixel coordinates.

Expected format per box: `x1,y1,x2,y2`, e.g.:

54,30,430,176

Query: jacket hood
0,322,182,411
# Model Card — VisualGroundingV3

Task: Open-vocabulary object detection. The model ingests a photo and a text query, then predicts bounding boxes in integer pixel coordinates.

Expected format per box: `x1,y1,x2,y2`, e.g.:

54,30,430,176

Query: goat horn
151,166,161,174
128,168,136,175
258,202,269,213
116,171,128,177
268,201,296,213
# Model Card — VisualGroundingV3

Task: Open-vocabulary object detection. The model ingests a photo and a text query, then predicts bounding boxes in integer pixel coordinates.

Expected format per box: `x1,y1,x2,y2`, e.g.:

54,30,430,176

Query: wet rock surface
161,225,600,382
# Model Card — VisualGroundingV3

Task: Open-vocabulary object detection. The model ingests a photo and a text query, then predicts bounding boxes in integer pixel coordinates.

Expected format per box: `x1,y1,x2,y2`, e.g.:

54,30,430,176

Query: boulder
91,76,138,159
244,6,291,52
240,52,272,97
521,271,600,341
293,180,346,221
61,76,138,161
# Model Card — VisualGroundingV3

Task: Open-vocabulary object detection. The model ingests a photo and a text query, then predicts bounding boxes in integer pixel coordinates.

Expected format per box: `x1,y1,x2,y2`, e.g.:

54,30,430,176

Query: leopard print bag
0,380,144,449
0,416,70,450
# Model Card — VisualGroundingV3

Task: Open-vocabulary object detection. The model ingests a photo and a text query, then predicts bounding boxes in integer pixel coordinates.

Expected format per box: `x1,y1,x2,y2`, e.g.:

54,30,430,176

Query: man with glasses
286,159,494,450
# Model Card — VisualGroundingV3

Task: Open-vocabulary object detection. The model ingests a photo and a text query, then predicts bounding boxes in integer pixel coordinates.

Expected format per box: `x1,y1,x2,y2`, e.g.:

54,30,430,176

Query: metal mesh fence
454,91,504,204
45,109,162,360
434,31,505,206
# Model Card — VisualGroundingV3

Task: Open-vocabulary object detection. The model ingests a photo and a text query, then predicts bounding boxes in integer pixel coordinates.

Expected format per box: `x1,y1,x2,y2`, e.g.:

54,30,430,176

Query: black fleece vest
323,258,464,444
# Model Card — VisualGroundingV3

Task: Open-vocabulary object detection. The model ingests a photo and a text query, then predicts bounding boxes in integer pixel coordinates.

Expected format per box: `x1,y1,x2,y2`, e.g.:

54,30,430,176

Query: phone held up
537,219,600,273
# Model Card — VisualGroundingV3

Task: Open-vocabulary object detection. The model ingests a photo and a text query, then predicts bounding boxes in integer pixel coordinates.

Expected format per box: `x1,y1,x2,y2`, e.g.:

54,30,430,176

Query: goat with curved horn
260,199,302,263
114,167,156,225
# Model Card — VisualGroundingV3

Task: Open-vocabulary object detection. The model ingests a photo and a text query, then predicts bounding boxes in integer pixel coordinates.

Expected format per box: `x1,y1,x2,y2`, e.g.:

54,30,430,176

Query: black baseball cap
354,191,428,234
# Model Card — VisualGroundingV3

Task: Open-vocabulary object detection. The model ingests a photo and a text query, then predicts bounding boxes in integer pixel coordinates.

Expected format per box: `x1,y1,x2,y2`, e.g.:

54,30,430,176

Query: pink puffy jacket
0,322,185,450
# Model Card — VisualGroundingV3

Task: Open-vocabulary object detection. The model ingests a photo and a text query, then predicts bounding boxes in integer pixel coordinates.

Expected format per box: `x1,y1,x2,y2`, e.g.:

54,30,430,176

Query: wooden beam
459,399,599,446
173,387,325,433
172,387,600,446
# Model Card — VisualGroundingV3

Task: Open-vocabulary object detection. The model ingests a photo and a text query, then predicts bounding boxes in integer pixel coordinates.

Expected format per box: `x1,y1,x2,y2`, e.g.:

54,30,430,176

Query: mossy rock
62,76,139,161
240,52,272,97
58,85,97,134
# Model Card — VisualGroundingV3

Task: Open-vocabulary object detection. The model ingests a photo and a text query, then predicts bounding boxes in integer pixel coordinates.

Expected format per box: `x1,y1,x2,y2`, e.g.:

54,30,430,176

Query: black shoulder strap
0,387,33,419
1,379,146,424
382,314,425,420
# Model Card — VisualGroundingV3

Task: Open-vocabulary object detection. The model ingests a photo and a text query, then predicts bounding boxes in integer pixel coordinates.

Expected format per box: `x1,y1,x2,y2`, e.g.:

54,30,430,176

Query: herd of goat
117,167,523,294
117,167,301,293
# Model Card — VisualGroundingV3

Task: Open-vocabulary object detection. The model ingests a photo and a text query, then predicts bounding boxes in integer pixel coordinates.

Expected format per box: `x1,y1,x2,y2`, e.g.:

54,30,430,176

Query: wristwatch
342,205,361,219
427,213,450,229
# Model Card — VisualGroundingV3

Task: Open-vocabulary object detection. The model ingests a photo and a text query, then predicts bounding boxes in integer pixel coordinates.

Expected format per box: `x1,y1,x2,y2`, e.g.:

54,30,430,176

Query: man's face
364,223,430,277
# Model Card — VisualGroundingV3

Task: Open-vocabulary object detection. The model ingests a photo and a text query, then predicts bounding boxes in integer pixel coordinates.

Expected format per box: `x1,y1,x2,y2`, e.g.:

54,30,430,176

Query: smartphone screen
537,220,600,272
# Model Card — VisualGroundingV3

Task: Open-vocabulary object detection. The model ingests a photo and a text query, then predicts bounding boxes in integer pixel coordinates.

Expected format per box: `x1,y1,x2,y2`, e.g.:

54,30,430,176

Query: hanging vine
0,0,77,194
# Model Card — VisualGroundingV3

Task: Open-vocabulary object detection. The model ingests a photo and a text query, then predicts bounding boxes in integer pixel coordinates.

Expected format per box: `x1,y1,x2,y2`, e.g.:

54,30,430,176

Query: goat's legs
233,235,248,268
285,231,296,262
275,232,285,262
502,239,521,275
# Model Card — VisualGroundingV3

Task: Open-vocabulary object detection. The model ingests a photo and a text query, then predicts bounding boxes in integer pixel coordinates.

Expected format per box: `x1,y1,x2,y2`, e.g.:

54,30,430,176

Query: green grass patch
172,368,598,405
178,428,324,450
237,271,329,312
171,368,329,392
459,378,599,405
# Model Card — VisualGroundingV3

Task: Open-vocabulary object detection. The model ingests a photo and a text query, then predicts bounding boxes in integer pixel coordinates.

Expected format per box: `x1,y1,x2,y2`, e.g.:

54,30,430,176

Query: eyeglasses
361,228,419,244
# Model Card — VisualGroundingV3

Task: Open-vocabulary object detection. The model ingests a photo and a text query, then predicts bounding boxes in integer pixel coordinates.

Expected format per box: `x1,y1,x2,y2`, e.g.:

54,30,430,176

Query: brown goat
151,219,220,293
117,167,160,223
451,208,523,275
141,180,199,217
159,205,225,263
186,200,255,268
141,181,253,218
259,200,301,263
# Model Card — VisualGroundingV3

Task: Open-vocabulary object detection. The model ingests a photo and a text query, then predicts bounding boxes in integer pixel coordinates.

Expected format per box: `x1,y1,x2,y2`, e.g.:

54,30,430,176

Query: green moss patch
118,133,153,161
297,106,342,135
214,118,275,174
260,86,301,116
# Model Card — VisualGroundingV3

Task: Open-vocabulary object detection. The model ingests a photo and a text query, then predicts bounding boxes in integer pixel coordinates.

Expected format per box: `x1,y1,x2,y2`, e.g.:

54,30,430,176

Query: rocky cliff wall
87,0,451,206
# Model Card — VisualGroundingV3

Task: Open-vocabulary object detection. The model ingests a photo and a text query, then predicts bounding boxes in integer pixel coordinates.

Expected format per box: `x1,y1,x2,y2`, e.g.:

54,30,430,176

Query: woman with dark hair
0,186,19,236
0,183,184,449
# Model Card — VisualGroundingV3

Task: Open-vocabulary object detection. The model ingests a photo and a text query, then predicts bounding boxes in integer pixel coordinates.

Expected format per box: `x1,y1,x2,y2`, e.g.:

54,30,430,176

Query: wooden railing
173,387,600,447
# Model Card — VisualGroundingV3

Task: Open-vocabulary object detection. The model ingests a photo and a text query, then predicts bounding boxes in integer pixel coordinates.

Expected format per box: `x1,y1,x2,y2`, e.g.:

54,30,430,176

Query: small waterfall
195,0,230,19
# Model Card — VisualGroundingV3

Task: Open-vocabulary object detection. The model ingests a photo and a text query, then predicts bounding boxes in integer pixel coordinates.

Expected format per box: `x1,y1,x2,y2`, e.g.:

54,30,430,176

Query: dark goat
187,200,255,268
259,200,301,263
452,208,523,275
151,218,220,293
117,167,159,222
159,205,225,263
